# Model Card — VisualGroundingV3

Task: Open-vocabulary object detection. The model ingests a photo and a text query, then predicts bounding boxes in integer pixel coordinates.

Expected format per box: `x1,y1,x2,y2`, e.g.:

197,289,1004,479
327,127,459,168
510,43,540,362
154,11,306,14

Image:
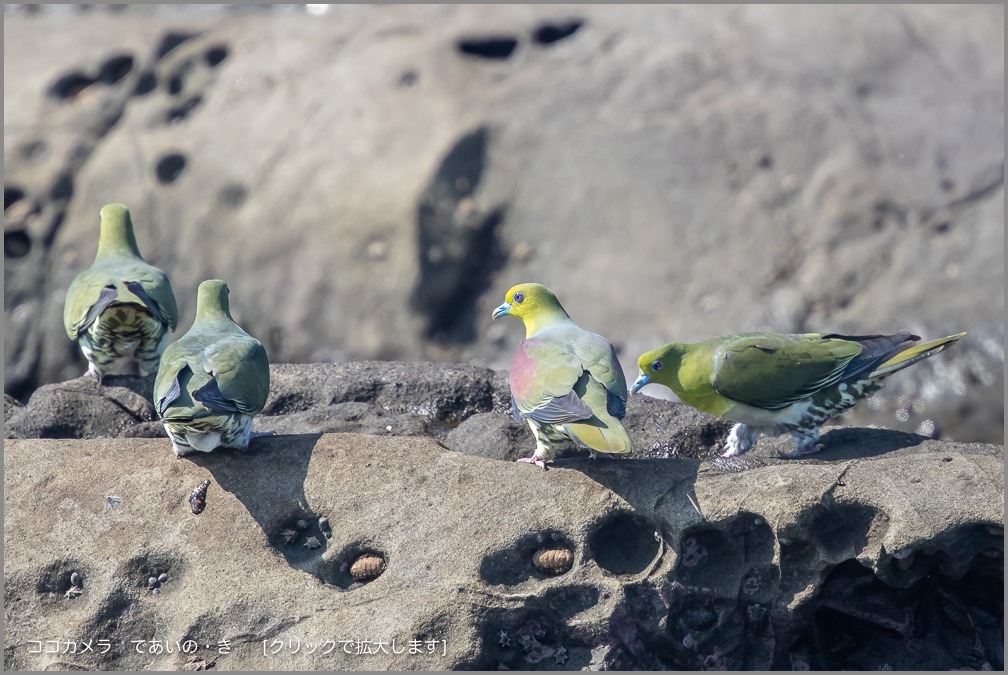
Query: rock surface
2,362,1005,670
3,4,1004,443
3,433,1003,671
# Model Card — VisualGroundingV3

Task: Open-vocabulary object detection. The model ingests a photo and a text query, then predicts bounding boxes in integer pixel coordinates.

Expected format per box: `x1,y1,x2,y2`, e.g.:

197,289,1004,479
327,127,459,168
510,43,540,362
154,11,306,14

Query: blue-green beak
630,373,650,395
492,302,511,320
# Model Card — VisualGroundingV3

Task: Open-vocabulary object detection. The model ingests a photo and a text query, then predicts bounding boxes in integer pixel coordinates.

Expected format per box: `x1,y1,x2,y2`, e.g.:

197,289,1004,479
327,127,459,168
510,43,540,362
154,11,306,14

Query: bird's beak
630,373,650,394
492,302,511,320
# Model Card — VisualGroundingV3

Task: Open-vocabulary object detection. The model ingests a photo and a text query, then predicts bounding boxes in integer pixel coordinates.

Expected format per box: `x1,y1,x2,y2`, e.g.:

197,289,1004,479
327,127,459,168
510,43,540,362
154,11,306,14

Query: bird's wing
193,334,271,416
710,333,862,410
510,338,594,424
64,260,178,337
124,266,178,329
569,330,628,420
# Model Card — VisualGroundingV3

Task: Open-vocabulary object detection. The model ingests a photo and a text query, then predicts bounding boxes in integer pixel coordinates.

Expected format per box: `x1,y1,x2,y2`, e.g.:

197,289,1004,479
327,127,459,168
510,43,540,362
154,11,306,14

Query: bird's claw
516,456,549,471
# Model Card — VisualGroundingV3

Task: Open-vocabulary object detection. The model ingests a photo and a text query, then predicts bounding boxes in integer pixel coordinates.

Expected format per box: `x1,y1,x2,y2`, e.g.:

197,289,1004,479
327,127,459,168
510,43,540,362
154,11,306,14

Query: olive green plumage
633,331,966,457
493,283,631,469
63,204,178,381
154,280,270,457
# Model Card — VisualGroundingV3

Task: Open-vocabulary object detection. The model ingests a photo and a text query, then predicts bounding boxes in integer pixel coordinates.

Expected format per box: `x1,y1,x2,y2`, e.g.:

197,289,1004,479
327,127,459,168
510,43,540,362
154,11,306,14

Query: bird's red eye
652,360,663,371
513,292,524,303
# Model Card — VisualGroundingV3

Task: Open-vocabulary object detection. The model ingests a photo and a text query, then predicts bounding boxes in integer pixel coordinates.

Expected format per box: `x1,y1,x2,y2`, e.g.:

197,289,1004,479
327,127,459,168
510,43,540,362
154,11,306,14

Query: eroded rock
2,433,1002,671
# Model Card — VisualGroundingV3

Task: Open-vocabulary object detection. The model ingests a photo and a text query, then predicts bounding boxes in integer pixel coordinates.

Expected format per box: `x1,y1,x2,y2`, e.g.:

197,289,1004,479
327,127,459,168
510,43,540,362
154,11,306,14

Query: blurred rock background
4,4,1003,442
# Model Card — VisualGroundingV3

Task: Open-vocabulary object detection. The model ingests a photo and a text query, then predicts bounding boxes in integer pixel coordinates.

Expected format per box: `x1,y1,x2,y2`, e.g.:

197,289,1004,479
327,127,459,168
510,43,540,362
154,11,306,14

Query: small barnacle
554,646,568,665
349,553,387,582
303,536,322,550
295,519,310,531
532,547,574,575
158,573,168,584
497,630,510,648
189,479,211,515
280,529,299,545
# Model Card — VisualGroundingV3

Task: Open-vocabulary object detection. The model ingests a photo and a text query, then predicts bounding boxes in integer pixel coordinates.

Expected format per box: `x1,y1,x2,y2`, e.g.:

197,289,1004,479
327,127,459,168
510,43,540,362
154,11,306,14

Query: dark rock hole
479,530,574,586
97,54,134,85
49,173,74,202
204,44,229,68
457,36,518,60
589,511,658,575
313,545,386,591
219,183,248,208
156,31,197,60
399,69,419,87
48,71,94,100
19,140,48,163
155,153,187,184
133,71,158,96
167,73,185,96
5,186,25,211
757,154,773,169
5,230,31,259
165,94,203,124
532,20,584,45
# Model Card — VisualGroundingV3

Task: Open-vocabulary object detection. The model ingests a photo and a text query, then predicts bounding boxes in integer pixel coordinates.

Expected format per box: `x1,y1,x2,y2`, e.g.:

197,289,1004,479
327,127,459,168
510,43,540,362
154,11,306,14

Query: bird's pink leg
516,456,550,471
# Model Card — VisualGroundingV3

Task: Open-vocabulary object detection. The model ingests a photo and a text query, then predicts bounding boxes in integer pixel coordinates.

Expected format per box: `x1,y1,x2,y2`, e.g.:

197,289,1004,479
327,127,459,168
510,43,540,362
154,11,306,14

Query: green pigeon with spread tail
492,283,632,470
632,330,966,458
63,203,178,382
154,280,271,457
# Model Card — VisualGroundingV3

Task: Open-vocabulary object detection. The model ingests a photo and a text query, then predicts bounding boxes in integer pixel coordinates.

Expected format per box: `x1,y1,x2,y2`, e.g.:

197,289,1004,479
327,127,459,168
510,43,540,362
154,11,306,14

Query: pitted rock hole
97,54,134,85
480,530,575,586
204,44,229,68
532,20,584,45
35,558,88,601
48,71,94,100
5,230,31,259
155,153,187,184
156,31,197,60
457,36,518,60
314,544,388,590
133,71,158,96
589,511,658,576
165,94,203,124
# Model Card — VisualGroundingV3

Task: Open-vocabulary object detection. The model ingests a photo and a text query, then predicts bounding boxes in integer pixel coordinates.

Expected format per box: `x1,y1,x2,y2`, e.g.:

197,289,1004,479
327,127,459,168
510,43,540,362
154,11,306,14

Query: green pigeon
492,283,632,470
154,280,271,457
63,203,178,382
632,331,966,458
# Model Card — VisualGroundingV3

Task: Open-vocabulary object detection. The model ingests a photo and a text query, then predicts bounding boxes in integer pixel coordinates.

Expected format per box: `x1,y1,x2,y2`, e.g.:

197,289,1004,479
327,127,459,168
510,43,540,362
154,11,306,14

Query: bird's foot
778,442,824,459
85,362,104,387
721,423,758,458
516,456,550,471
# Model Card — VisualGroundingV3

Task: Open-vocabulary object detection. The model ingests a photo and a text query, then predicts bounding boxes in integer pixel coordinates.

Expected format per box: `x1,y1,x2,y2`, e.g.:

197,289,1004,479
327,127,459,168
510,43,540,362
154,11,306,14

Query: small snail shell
349,553,386,582
533,547,574,575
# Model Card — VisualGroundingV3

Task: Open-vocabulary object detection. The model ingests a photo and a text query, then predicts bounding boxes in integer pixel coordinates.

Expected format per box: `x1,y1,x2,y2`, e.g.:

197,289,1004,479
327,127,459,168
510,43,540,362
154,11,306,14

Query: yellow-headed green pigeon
154,280,270,457
632,331,966,458
492,282,632,469
63,204,178,382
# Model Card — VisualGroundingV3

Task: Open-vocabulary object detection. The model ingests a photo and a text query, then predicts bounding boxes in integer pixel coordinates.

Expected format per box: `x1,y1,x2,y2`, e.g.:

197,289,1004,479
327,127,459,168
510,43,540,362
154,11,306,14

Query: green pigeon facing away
154,280,270,457
63,204,178,382
632,331,966,458
492,283,632,470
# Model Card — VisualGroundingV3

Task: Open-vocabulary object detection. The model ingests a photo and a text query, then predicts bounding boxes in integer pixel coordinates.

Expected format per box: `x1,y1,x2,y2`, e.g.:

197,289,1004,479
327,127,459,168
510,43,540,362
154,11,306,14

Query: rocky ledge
3,363,1004,670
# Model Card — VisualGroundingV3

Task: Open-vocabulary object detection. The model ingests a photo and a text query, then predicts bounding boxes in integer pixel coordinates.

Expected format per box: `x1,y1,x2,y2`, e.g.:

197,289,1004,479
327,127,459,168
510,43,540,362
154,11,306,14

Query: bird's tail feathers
870,332,966,379
568,418,632,455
